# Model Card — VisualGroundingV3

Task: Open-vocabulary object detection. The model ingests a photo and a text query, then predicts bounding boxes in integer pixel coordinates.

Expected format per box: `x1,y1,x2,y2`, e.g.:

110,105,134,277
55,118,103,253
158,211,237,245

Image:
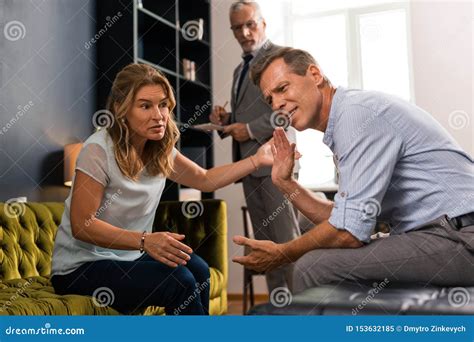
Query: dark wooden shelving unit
96,0,213,200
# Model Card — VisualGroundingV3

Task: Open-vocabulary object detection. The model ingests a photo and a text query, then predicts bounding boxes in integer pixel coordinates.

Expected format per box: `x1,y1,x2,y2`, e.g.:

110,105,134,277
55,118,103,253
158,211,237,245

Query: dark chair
241,206,265,314
248,282,474,315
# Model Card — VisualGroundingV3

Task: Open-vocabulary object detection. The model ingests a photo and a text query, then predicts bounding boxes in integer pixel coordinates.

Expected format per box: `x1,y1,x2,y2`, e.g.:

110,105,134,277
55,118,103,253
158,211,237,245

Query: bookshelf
96,0,214,200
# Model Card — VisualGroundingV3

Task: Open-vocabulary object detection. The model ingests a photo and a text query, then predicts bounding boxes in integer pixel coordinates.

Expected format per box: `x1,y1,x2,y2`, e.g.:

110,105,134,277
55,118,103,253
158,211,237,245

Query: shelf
178,29,210,47
138,7,177,30
195,39,210,47
137,1,177,29
179,76,211,90
137,57,179,79
179,39,211,85
137,12,178,72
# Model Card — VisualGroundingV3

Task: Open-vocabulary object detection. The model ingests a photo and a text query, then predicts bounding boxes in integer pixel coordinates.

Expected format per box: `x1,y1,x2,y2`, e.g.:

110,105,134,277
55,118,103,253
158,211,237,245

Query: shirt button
340,192,346,198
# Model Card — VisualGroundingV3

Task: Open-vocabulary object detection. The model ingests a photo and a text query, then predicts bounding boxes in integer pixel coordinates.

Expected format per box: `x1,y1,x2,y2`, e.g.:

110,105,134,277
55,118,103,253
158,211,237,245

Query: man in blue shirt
233,47,474,292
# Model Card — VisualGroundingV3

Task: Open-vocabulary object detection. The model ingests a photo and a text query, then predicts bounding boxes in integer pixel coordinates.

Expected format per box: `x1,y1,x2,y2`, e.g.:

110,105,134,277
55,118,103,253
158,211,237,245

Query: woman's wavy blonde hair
106,63,180,181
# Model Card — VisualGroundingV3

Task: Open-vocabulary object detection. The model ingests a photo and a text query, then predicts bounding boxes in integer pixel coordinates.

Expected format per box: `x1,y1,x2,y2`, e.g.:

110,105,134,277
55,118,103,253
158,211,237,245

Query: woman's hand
144,232,193,267
271,128,301,186
254,138,275,167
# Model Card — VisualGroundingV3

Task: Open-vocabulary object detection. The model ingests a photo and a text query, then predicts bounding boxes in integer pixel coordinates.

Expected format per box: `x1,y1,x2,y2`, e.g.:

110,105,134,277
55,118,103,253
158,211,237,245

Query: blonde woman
51,63,274,315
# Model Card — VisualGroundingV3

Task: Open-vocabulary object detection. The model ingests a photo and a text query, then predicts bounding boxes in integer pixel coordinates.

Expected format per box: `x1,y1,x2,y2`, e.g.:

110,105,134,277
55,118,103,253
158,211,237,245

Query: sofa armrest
152,199,228,284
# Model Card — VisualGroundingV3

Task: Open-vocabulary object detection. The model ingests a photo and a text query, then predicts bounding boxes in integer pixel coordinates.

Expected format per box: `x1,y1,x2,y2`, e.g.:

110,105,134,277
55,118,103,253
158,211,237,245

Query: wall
212,0,473,295
0,0,95,202
410,0,473,155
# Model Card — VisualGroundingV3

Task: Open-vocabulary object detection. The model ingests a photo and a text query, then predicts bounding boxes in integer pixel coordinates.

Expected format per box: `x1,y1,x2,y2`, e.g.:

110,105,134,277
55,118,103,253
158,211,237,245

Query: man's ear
308,64,324,87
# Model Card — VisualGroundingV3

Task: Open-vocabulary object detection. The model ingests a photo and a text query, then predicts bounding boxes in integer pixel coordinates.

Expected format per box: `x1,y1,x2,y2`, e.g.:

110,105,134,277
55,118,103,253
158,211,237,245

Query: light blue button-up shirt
324,87,473,243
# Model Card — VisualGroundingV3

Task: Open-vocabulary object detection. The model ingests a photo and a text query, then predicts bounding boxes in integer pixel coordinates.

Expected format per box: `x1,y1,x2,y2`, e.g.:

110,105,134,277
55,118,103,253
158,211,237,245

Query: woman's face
125,84,170,145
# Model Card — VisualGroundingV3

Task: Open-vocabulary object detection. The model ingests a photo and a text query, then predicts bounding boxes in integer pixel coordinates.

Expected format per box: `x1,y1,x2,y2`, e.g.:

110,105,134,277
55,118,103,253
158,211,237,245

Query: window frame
266,1,416,190
286,1,415,102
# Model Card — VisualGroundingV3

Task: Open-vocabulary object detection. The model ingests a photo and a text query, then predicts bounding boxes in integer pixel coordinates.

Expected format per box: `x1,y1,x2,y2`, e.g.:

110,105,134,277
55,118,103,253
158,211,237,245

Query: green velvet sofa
0,200,227,315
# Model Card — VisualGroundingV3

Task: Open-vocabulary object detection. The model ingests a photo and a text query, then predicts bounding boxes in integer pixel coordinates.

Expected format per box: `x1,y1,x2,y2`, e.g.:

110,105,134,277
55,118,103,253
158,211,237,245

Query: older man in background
210,1,300,293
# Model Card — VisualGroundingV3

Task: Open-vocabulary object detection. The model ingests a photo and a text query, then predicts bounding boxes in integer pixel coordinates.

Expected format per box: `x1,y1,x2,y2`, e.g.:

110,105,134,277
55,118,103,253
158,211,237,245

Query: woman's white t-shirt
51,129,176,276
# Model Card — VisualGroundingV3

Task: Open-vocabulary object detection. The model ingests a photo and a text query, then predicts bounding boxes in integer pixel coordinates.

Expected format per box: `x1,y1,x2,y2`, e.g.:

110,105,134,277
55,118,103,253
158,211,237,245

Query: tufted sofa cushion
0,200,228,315
0,202,63,281
0,277,118,315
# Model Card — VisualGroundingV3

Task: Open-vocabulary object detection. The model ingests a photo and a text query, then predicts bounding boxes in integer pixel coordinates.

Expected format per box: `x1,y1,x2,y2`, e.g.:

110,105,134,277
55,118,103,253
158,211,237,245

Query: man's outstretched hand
232,235,290,272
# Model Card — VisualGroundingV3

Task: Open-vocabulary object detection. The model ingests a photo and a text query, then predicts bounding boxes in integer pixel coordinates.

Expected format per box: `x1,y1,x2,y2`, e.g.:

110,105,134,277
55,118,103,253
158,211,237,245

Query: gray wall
0,0,95,202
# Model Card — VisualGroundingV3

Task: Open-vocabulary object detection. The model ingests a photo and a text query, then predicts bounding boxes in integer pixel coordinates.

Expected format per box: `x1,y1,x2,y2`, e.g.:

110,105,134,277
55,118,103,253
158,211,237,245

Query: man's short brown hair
250,47,324,87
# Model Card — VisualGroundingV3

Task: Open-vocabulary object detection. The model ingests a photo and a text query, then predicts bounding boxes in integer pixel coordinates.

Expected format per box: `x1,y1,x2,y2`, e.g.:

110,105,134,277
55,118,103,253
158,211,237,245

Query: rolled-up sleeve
328,106,404,243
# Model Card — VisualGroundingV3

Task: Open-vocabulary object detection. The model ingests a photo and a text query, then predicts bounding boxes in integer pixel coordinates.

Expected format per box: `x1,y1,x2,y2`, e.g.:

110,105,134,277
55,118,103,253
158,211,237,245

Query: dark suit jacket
221,41,299,178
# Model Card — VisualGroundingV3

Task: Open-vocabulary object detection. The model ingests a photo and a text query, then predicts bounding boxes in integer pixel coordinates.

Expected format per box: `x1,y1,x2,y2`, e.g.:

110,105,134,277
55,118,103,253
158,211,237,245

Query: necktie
236,54,254,99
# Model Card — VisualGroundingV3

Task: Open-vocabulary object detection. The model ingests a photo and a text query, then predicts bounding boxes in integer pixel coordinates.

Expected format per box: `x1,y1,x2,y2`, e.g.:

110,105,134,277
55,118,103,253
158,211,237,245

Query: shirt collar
323,87,344,148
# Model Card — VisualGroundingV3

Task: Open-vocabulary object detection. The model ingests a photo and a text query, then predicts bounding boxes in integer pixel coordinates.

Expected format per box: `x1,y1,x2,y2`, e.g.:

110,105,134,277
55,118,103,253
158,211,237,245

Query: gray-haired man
210,2,300,293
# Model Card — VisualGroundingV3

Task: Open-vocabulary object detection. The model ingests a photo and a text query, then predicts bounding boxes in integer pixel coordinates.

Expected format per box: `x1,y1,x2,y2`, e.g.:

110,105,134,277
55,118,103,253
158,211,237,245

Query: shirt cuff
246,124,255,140
328,192,376,243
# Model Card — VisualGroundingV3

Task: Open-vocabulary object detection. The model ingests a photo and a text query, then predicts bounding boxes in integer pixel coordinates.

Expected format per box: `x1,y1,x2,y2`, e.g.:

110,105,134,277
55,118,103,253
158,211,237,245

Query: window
358,8,412,100
260,0,413,188
292,14,348,87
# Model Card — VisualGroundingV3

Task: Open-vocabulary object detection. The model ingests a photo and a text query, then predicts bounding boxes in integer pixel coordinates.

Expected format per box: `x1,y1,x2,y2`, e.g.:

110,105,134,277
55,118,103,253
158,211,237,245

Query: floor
226,295,269,315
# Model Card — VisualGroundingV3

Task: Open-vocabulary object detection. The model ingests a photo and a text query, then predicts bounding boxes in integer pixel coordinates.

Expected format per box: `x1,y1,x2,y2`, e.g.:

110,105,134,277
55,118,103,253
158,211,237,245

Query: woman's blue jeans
51,253,210,315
